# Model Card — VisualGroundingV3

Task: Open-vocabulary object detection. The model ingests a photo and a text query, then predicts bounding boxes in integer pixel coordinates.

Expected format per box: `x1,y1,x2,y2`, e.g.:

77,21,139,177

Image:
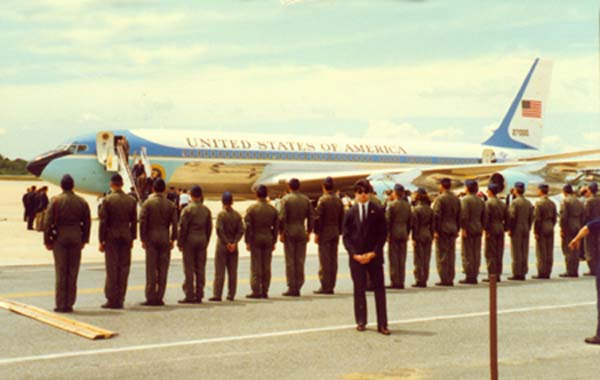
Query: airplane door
96,131,119,171
482,148,496,164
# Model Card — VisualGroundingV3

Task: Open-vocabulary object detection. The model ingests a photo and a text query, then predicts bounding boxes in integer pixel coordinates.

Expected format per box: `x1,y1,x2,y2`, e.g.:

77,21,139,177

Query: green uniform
99,189,137,306
44,191,91,311
483,196,508,277
507,195,534,277
178,200,212,302
213,206,244,300
560,194,584,276
584,195,600,275
140,193,178,304
314,192,344,293
279,191,314,294
411,201,434,285
245,199,279,296
533,196,557,277
433,191,461,284
460,194,485,281
386,198,412,287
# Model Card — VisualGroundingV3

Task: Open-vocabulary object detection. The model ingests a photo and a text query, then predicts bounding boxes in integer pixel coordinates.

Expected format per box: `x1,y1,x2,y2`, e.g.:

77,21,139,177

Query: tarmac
1,180,599,380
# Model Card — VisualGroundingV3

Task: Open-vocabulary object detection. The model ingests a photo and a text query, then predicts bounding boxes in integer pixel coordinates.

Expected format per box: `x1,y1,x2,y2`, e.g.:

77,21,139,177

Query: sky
0,0,598,160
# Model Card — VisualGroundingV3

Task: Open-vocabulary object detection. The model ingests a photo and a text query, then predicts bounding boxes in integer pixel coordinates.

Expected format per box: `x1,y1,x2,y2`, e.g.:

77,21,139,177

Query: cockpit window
55,144,88,154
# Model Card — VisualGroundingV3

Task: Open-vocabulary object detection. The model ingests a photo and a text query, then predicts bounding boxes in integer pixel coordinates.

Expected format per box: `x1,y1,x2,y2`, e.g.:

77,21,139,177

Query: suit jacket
342,202,387,264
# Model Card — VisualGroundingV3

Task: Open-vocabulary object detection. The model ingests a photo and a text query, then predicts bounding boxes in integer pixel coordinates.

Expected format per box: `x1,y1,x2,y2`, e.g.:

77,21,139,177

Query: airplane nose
26,157,49,177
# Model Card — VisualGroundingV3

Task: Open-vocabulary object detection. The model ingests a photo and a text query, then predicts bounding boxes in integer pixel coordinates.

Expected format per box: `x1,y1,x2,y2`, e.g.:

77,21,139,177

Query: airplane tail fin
483,58,553,150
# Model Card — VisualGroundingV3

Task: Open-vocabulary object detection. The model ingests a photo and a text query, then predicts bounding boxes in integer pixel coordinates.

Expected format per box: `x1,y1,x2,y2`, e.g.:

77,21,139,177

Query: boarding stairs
116,145,142,204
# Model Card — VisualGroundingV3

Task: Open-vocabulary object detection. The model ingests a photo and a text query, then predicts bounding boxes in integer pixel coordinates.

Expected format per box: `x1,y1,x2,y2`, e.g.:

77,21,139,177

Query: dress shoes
246,293,262,299
585,336,600,345
313,289,334,295
53,307,72,313
532,275,550,280
482,277,501,283
507,276,525,281
559,273,578,278
226,296,235,301
261,293,269,299
208,297,222,302
282,291,300,297
378,327,391,336
435,282,453,287
459,278,478,285
583,272,595,276
386,284,404,289
411,283,427,288
356,324,366,332
101,302,123,309
178,298,196,304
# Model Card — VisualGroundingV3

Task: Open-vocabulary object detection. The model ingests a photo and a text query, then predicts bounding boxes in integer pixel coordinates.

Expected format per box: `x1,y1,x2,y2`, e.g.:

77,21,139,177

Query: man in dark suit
343,179,390,335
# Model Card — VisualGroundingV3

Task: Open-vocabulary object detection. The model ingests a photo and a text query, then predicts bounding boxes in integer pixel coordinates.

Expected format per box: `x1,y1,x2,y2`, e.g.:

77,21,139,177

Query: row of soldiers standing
42,171,600,312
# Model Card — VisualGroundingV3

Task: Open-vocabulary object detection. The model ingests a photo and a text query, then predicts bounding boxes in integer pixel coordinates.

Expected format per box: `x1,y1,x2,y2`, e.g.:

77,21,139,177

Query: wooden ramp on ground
0,298,118,340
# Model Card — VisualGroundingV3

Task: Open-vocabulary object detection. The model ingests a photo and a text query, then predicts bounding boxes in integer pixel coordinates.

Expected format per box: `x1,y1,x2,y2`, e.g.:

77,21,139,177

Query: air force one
26,58,600,200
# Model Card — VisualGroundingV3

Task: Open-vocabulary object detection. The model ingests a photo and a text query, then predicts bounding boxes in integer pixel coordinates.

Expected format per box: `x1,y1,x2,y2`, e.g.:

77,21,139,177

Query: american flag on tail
521,99,542,118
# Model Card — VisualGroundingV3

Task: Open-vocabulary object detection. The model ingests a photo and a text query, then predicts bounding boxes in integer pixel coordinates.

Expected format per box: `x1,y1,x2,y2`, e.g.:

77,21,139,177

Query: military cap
190,185,203,198
589,182,598,194
488,182,500,194
153,178,166,193
465,179,478,193
256,185,268,199
562,184,573,194
110,173,123,185
439,177,452,189
514,181,525,191
416,187,427,195
394,183,405,194
538,183,549,191
222,191,233,205
289,178,300,191
60,174,74,191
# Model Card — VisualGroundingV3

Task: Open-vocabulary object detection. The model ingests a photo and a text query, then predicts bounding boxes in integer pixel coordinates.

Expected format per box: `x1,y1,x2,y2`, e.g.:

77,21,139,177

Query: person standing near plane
433,178,461,286
25,185,37,230
559,184,584,277
210,191,244,302
279,178,314,297
583,183,600,276
507,182,534,281
177,185,212,304
569,217,600,345
459,179,485,285
483,183,508,282
44,175,91,313
533,183,557,279
245,185,279,299
343,179,389,335
34,186,49,231
140,178,178,306
98,174,137,309
411,188,434,288
313,177,344,295
385,183,411,289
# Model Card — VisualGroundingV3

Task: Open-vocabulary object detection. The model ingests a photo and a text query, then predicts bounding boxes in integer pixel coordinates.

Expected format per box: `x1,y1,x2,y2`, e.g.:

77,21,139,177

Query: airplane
25,58,600,201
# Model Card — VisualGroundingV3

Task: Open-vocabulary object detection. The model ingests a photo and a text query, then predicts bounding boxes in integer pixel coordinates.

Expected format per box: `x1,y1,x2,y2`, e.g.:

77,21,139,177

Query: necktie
362,204,367,224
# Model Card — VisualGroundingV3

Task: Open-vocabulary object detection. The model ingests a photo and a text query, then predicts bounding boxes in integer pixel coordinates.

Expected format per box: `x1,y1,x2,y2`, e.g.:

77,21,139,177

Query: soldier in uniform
44,175,91,313
177,185,212,304
482,183,508,282
433,177,461,286
279,178,314,297
385,183,411,289
313,177,344,295
459,179,485,284
559,184,584,277
99,174,137,309
25,185,37,230
140,178,178,306
583,182,600,275
507,182,534,281
533,183,557,279
411,188,433,288
245,185,279,299
209,191,244,302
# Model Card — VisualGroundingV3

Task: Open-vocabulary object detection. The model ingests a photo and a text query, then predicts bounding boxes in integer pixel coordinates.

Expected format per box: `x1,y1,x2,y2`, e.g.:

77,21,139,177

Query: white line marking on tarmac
0,301,594,366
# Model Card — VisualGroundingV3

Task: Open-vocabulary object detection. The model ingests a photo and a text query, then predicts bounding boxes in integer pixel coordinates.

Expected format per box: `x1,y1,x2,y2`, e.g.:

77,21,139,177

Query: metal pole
490,274,499,380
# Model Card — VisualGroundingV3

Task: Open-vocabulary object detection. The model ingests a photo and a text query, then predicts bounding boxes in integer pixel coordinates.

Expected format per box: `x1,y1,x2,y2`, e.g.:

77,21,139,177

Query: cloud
0,128,6,136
